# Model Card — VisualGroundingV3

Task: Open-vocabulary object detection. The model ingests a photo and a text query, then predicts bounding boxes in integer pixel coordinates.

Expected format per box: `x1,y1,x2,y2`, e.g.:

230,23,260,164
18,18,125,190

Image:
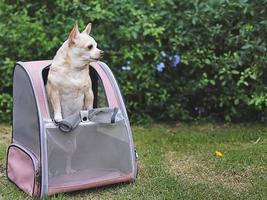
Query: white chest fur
47,65,92,118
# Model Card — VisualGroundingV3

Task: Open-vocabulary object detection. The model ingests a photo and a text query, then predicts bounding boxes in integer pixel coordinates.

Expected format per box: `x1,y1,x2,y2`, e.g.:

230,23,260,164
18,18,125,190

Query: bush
0,0,266,123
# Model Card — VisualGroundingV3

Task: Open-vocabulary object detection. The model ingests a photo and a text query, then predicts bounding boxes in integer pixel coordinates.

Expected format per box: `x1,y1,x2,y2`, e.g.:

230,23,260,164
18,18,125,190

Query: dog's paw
54,115,63,123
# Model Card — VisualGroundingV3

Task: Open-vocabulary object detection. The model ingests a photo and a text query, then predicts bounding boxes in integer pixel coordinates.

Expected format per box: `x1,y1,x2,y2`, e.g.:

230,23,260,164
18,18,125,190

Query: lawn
0,123,266,200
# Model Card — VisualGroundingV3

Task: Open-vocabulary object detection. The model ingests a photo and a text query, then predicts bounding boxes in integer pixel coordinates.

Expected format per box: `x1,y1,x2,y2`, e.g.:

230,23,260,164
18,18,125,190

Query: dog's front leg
84,89,94,110
50,90,63,122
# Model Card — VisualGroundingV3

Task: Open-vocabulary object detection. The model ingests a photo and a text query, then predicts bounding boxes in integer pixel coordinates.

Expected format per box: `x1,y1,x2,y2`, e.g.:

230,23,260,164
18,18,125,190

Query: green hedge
0,0,266,123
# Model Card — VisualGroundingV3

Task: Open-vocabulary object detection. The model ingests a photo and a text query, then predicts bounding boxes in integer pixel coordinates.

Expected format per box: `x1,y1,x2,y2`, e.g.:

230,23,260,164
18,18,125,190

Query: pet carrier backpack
6,60,138,198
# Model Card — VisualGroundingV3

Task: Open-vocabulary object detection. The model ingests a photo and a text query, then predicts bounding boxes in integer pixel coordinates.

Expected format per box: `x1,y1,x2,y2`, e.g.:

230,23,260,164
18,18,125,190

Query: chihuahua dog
47,23,104,122
46,23,103,175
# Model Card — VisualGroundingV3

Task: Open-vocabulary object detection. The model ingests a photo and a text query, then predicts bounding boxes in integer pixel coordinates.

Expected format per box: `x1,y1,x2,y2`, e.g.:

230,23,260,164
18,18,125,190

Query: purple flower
171,54,180,67
156,62,165,72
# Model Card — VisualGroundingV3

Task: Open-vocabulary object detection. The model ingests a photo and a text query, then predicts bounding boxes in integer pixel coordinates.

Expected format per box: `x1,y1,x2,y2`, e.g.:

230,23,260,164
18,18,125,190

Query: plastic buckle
80,110,89,122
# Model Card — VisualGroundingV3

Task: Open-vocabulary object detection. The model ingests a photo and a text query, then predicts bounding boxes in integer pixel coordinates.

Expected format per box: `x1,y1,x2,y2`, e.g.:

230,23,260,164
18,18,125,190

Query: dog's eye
88,45,93,50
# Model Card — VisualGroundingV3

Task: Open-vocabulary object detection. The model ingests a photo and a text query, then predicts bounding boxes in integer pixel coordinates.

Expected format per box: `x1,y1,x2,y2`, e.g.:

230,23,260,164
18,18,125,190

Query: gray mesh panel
13,65,40,156
46,120,132,188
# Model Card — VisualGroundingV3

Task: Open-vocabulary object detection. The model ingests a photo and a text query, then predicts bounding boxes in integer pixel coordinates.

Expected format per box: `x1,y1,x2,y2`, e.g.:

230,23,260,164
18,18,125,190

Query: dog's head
67,23,104,63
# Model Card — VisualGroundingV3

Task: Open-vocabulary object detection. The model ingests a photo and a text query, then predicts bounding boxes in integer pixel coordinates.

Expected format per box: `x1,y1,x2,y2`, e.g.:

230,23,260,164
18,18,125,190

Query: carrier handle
87,107,120,124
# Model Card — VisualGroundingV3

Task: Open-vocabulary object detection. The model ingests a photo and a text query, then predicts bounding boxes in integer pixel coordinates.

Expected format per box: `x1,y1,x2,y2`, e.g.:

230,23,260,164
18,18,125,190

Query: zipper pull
135,149,139,161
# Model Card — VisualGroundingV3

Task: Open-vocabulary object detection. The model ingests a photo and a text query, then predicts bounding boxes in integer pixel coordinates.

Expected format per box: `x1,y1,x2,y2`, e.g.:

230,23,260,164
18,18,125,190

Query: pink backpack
6,61,138,198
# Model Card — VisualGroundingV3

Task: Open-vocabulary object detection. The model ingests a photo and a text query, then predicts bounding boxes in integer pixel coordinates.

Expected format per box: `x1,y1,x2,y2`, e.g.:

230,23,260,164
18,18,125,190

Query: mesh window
46,120,132,190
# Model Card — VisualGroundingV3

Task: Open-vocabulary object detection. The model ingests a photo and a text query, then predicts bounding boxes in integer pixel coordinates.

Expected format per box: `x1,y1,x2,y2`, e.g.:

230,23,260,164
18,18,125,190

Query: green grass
0,123,266,200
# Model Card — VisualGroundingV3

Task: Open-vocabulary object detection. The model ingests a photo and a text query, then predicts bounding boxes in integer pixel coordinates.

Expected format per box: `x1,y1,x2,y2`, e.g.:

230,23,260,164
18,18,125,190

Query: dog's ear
68,24,80,46
82,23,92,35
